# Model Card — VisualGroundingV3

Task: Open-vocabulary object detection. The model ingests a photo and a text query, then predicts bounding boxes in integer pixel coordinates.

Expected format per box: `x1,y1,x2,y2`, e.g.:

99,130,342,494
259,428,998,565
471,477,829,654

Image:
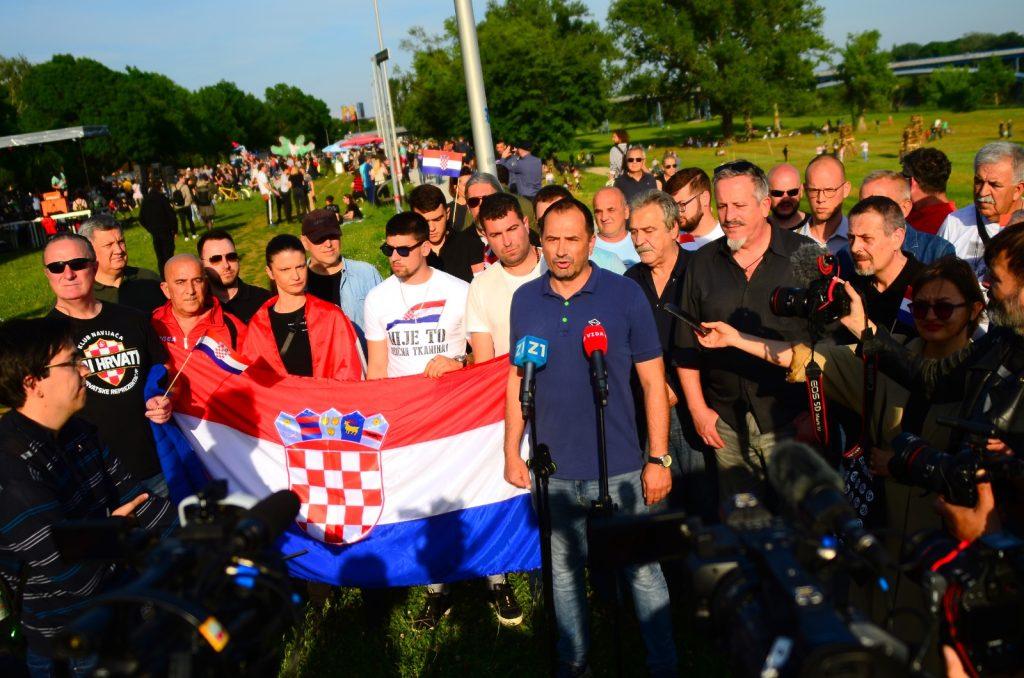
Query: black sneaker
491,583,524,627
411,591,452,630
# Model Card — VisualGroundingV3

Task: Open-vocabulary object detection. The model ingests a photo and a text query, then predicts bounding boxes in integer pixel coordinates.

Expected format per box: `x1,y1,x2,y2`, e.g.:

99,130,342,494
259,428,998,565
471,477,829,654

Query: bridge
816,46,1024,88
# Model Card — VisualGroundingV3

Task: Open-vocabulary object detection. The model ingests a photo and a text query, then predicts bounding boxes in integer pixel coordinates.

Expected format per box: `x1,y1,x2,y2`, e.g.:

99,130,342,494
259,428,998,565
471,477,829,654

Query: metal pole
372,0,405,212
454,0,496,176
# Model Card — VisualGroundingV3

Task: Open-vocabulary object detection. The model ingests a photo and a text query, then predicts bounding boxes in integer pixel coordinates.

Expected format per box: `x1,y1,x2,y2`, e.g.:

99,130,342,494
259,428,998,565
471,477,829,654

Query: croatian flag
164,351,539,587
897,285,915,327
195,336,249,374
385,300,446,331
420,149,464,178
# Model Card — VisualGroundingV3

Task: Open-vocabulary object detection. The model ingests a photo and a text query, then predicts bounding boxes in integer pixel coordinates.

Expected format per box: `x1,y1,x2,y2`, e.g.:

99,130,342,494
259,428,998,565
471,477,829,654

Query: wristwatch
646,454,672,468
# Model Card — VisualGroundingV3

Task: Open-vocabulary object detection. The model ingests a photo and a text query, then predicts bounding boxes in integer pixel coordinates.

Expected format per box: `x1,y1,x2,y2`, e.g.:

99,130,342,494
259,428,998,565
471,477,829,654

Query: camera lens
770,287,811,318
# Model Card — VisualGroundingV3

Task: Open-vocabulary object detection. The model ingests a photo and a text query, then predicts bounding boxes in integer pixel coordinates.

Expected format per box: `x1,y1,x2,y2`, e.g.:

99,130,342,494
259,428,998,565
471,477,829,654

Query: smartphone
661,303,709,337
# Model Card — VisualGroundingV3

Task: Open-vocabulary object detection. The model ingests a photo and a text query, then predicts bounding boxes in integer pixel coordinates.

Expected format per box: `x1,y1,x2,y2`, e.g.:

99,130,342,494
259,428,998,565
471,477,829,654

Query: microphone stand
524,387,558,676
587,365,623,677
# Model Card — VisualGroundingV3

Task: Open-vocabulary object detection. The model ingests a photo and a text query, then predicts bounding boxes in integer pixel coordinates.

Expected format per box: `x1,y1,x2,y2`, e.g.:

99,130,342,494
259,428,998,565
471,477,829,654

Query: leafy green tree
263,83,332,147
974,58,1016,106
925,68,977,112
0,54,32,113
192,81,272,157
396,25,468,141
607,0,828,139
836,30,897,131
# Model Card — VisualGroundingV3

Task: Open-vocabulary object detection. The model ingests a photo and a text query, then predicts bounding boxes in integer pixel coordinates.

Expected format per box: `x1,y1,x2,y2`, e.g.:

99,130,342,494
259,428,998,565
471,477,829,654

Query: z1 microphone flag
151,350,539,587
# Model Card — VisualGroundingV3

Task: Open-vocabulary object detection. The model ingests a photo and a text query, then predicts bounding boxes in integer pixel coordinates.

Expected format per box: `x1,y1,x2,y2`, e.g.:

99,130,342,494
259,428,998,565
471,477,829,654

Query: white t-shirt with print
363,268,469,378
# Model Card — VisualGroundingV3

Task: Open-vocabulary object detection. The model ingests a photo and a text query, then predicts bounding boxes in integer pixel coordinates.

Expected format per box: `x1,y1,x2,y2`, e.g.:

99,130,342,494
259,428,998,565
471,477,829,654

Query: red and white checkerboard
84,338,126,387
285,445,384,544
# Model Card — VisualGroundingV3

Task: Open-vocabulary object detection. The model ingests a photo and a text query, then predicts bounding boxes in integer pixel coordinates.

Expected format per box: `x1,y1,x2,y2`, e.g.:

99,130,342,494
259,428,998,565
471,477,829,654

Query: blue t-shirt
509,265,662,480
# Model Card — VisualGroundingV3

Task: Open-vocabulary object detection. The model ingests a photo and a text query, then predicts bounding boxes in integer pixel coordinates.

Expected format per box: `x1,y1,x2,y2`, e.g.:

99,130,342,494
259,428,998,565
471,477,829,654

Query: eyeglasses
626,158,644,164
806,185,844,199
769,188,800,198
663,163,677,169
909,300,967,321
44,258,94,275
44,350,87,372
674,194,701,211
466,195,492,208
380,241,425,257
206,252,240,264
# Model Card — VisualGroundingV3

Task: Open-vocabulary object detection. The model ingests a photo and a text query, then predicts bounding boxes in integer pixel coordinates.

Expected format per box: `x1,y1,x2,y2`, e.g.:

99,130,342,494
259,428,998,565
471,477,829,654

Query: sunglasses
380,241,425,257
909,300,967,321
769,188,800,198
466,196,489,208
206,252,240,264
626,158,644,163
663,163,677,169
44,258,94,275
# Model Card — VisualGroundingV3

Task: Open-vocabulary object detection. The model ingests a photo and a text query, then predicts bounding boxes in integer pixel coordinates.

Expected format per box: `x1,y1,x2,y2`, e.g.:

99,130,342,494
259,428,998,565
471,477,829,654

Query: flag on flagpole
161,351,539,587
897,285,915,327
419,149,464,178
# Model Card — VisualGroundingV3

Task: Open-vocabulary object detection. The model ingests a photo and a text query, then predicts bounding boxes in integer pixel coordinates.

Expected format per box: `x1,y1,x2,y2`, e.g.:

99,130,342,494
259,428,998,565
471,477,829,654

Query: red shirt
242,294,364,381
907,199,956,235
151,297,247,374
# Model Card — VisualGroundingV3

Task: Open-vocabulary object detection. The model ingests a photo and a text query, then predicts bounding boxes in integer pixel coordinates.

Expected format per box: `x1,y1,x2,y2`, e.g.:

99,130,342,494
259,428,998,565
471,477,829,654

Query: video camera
52,481,302,677
770,250,851,338
588,443,910,677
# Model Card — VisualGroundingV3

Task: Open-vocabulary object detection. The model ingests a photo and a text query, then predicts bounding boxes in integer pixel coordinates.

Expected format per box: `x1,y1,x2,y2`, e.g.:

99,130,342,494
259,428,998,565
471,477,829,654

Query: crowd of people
1,126,1023,678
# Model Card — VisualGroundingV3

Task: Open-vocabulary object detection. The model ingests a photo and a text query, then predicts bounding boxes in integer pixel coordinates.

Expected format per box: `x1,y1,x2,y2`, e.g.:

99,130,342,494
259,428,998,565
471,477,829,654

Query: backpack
171,188,185,207
194,185,212,206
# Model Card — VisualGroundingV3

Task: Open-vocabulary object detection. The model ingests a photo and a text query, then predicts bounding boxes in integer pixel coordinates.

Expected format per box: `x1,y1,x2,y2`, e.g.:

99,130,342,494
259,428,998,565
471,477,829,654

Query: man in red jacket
151,254,247,375
242,234,364,380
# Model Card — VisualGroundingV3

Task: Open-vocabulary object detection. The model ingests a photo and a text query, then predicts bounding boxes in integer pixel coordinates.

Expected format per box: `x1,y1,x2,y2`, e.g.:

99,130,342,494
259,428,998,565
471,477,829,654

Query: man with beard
859,170,955,265
197,229,272,323
673,160,813,498
766,163,809,230
938,141,1024,280
664,168,722,251
798,155,851,262
503,197,676,676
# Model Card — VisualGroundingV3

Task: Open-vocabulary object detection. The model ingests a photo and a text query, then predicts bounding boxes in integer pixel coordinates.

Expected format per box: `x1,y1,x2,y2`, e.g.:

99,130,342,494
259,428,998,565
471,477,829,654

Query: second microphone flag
160,346,539,587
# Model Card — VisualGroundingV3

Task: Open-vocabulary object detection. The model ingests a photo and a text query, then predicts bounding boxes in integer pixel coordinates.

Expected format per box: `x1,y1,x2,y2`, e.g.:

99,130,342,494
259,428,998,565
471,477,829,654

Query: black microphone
229,490,301,554
582,323,609,406
790,242,832,286
767,441,888,570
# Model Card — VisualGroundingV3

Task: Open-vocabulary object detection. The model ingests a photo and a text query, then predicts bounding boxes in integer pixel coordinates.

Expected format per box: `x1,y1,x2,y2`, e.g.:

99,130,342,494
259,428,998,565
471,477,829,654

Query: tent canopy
0,125,110,150
339,134,383,148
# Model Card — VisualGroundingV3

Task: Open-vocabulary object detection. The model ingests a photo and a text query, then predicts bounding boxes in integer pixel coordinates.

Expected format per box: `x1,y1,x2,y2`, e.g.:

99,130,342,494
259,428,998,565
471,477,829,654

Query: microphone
767,441,888,570
513,335,549,417
229,489,301,554
582,322,609,407
790,242,832,286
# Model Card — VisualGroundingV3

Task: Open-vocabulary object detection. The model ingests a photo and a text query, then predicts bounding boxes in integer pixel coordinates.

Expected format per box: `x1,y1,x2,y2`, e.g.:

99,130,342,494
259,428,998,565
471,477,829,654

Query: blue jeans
548,471,677,675
26,650,97,678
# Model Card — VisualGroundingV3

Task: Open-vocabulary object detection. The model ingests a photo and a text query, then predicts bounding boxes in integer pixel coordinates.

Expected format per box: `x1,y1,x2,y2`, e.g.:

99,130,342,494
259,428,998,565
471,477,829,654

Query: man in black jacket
138,179,177,276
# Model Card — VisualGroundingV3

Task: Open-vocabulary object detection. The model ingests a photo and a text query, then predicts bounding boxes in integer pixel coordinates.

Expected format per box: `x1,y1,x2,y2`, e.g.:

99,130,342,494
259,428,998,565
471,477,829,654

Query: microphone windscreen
242,490,300,543
767,440,843,508
790,243,830,286
582,323,608,357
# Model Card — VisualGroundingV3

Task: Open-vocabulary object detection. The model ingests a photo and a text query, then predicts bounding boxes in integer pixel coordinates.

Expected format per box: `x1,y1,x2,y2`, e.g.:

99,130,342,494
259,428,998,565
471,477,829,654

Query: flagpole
454,0,496,177
163,333,208,398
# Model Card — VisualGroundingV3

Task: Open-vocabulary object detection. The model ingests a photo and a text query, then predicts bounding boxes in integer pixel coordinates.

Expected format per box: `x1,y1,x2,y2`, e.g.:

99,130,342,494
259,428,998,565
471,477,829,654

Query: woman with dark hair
341,194,363,222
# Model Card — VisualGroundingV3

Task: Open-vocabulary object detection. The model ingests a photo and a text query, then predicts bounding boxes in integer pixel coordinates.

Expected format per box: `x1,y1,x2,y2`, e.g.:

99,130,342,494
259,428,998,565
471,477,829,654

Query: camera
51,481,302,677
770,253,851,334
904,529,1024,675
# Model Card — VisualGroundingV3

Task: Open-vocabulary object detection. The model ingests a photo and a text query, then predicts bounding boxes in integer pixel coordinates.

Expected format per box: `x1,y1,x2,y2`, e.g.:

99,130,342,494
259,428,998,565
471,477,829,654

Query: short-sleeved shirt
613,172,658,204
509,265,662,480
673,224,813,433
937,205,1003,280
92,266,165,315
466,255,543,356
48,302,168,480
594,234,640,268
222,279,273,324
363,268,469,378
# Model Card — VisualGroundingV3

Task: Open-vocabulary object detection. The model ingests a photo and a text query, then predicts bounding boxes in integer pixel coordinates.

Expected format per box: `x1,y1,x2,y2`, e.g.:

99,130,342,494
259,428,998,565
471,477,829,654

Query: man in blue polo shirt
503,198,677,677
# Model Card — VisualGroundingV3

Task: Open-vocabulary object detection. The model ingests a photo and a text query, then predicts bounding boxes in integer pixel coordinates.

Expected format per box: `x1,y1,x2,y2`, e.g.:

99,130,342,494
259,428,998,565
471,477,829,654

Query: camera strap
804,349,831,449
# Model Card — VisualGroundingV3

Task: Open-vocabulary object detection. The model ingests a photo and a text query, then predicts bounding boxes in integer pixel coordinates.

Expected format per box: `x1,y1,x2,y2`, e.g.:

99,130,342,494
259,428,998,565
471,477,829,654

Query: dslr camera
771,252,851,336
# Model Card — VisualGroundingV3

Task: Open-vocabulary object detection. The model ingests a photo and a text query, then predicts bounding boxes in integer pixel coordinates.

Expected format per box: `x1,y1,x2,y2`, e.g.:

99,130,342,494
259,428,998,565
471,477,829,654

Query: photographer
0,317,175,677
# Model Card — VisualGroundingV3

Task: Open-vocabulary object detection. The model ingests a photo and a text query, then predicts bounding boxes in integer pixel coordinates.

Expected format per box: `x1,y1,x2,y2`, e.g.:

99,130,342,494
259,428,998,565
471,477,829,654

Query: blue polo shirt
509,264,662,480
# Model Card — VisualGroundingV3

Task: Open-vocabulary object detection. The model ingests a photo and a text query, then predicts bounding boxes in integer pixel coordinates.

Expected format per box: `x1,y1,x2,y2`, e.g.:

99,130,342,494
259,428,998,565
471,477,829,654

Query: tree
192,81,271,157
607,0,828,140
396,0,608,153
263,84,332,148
925,68,977,112
0,54,32,113
974,58,1016,106
836,31,897,131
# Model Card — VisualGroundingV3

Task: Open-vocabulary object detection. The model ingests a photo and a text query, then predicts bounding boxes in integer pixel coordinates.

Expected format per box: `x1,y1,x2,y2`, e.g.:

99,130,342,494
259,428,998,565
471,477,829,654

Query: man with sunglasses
197,229,272,323
79,214,165,315
301,209,381,335
664,168,723,251
42,234,173,499
766,163,809,231
0,317,175,676
614,146,658,204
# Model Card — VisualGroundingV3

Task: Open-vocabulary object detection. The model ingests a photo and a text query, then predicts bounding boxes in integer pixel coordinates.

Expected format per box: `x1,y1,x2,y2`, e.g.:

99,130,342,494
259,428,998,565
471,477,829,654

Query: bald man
593,186,640,267
799,155,851,256
859,170,956,265
767,163,808,230
151,254,247,374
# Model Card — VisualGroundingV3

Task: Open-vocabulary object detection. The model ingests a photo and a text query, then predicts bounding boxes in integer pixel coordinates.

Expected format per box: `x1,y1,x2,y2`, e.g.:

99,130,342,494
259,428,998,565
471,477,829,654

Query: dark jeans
276,192,292,222
151,232,174,277
366,180,377,206
176,206,195,237
292,188,308,218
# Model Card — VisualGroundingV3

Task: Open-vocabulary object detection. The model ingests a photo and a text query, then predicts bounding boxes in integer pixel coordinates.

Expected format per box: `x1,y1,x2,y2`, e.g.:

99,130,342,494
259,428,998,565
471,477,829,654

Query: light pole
371,0,404,212
454,0,496,176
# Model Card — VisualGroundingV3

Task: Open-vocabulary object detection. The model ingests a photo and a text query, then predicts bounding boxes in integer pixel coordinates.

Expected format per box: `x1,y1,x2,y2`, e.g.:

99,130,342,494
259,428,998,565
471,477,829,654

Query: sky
0,0,1019,118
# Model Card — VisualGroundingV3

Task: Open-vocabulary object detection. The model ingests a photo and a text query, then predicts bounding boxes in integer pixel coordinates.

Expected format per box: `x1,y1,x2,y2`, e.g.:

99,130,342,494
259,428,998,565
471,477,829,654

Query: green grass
3,105,1022,675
